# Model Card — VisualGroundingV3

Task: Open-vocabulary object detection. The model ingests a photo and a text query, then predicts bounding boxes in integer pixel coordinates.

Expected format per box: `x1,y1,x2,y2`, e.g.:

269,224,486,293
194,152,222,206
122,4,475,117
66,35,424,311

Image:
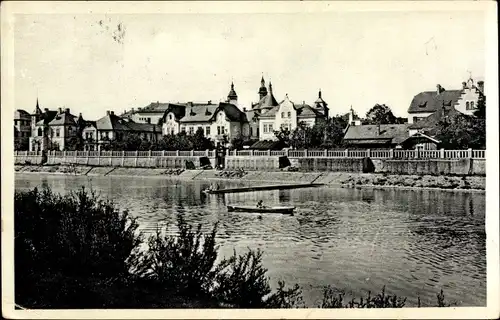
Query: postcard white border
2,1,498,319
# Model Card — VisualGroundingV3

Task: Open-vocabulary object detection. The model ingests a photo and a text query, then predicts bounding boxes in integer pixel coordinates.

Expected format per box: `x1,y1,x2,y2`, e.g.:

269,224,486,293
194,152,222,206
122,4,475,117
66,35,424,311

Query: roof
408,105,461,130
243,109,258,122
35,110,58,126
179,104,219,123
96,113,160,132
252,90,279,110
259,101,321,119
408,89,462,114
249,140,287,150
402,132,441,145
217,103,246,122
135,102,173,114
163,103,186,120
343,124,410,145
15,109,30,118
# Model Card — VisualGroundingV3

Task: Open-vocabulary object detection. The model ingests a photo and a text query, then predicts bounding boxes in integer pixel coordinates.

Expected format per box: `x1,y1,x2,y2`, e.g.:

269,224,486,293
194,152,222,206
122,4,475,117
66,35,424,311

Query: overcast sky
14,8,486,120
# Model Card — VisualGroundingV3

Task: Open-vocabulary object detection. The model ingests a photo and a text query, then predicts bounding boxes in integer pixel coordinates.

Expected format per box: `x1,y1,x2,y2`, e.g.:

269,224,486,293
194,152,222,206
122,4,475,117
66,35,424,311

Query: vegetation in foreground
15,187,453,308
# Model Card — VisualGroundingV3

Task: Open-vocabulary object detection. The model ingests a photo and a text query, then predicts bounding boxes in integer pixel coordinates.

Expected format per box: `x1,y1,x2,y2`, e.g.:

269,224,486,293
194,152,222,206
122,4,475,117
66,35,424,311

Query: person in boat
256,200,264,208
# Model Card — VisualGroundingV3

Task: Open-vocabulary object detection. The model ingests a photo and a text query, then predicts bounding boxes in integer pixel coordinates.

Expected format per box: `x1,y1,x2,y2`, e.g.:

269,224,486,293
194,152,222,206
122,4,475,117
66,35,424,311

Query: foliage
285,117,346,149
273,127,292,146
130,215,220,298
435,114,486,149
366,104,397,124
229,133,245,150
15,186,452,309
321,285,406,308
474,93,486,119
100,130,215,151
64,136,85,151
48,141,61,151
14,137,29,151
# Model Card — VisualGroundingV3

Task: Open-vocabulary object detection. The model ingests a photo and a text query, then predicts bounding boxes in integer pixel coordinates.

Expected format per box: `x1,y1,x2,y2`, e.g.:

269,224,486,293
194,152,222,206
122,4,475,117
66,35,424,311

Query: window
56,129,60,137
288,112,291,118
189,127,194,135
281,112,285,118
169,114,173,120
217,126,221,135
206,126,211,135
263,124,268,133
466,101,470,110
269,124,273,132
181,126,186,133
470,101,475,109
38,128,43,136
170,129,174,135
250,127,253,136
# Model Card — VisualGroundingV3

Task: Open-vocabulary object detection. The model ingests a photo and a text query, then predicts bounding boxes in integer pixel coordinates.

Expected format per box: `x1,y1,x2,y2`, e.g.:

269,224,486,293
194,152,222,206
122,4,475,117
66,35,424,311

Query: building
28,99,83,151
256,86,329,141
14,109,32,149
407,78,485,124
128,102,172,125
82,111,162,151
343,123,410,149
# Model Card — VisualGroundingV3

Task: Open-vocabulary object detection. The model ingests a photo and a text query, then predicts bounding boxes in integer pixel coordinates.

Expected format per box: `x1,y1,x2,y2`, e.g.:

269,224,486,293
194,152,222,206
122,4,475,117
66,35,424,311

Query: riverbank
15,164,486,191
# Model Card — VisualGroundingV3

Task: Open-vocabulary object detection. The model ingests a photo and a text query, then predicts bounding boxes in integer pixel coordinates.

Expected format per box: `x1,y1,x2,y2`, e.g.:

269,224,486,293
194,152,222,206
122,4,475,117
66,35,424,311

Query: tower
31,98,42,130
258,76,268,100
227,81,238,105
314,89,329,118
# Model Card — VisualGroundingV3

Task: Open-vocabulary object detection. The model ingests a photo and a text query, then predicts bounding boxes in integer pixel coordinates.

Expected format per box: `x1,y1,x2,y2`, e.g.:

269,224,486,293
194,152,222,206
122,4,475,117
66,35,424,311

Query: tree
366,104,397,124
273,127,292,146
229,133,245,150
64,136,84,151
289,122,314,149
435,114,485,149
474,93,486,119
316,116,347,149
190,127,214,150
15,138,30,151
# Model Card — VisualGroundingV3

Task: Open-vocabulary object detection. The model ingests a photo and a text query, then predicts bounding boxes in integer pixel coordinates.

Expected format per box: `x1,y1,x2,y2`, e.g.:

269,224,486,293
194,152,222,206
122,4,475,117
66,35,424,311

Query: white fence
15,148,486,160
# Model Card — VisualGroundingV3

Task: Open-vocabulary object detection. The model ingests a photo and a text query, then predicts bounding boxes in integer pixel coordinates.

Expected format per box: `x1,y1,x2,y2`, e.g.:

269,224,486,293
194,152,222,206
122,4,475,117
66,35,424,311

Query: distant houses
15,75,485,151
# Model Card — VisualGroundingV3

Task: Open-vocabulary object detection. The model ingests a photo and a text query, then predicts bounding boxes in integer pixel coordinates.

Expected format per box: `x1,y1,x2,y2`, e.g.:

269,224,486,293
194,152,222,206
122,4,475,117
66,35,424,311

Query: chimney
131,108,135,112
65,108,70,114
477,80,484,93
106,110,110,116
243,107,246,112
110,111,114,116
44,108,49,113
462,82,467,89
436,84,442,95
58,107,62,114
208,100,212,104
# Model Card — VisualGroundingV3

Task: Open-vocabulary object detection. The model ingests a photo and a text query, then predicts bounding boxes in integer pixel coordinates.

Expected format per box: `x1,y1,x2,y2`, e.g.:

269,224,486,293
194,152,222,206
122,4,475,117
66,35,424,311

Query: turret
227,81,238,105
258,76,268,100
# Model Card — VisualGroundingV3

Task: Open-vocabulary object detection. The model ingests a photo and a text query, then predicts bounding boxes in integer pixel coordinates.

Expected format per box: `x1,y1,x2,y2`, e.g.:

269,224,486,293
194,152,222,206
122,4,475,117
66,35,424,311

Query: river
14,173,486,307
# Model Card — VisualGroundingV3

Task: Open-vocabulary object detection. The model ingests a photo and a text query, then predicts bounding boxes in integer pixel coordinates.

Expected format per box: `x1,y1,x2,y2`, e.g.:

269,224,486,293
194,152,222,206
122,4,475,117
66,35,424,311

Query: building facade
29,100,82,151
14,109,32,149
82,110,162,151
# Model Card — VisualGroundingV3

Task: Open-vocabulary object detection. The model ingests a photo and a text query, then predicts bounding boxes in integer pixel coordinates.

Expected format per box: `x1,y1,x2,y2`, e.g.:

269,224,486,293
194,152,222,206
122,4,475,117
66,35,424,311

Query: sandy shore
15,164,486,192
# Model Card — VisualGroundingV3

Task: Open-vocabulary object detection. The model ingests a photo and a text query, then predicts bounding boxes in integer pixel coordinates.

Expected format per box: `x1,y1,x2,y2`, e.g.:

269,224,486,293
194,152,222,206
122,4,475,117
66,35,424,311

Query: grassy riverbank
14,186,458,309
15,164,486,191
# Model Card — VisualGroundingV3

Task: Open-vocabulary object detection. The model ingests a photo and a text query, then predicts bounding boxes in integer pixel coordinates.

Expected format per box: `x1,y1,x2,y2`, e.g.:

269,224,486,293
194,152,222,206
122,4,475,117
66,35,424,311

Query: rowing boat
226,205,295,215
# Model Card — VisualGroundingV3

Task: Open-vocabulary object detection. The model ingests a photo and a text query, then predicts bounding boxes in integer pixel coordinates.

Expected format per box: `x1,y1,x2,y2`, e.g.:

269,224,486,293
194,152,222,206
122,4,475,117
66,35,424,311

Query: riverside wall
14,153,485,176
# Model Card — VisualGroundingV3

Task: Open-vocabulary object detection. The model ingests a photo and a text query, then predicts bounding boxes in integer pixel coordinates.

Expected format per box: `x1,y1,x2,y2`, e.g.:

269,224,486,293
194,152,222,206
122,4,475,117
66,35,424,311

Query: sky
14,8,487,121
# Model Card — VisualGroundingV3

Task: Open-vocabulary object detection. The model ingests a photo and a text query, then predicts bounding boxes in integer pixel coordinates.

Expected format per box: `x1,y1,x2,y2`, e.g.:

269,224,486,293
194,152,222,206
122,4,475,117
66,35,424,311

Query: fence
15,148,486,160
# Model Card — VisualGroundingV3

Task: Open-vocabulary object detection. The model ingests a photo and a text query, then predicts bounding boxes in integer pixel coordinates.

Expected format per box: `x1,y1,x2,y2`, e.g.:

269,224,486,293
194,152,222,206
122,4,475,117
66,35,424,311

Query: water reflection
14,174,486,307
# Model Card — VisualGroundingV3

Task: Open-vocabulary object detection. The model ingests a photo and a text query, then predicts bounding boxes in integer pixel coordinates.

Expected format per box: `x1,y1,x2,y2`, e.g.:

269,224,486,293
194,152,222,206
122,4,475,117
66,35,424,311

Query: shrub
320,286,406,308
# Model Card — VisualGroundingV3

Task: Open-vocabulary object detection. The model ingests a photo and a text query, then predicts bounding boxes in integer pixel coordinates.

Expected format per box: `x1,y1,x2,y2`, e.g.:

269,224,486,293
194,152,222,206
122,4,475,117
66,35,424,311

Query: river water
15,173,486,307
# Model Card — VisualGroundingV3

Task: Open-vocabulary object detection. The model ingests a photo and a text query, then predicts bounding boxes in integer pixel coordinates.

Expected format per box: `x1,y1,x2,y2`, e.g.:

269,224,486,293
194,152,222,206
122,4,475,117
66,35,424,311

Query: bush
15,186,451,309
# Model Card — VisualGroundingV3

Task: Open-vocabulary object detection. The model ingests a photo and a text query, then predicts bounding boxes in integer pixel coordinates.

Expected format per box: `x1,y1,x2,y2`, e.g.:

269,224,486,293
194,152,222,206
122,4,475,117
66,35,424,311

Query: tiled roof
296,103,320,117
96,113,160,132
243,110,258,122
259,105,279,118
179,104,218,123
217,103,246,122
163,103,186,120
408,89,462,114
249,140,287,150
136,102,173,114
343,124,410,145
49,111,78,126
15,109,30,117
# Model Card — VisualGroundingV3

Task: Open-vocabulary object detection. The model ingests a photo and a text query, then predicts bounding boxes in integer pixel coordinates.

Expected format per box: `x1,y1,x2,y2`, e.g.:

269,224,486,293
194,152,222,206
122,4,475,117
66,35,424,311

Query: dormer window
288,111,291,118
281,112,284,118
